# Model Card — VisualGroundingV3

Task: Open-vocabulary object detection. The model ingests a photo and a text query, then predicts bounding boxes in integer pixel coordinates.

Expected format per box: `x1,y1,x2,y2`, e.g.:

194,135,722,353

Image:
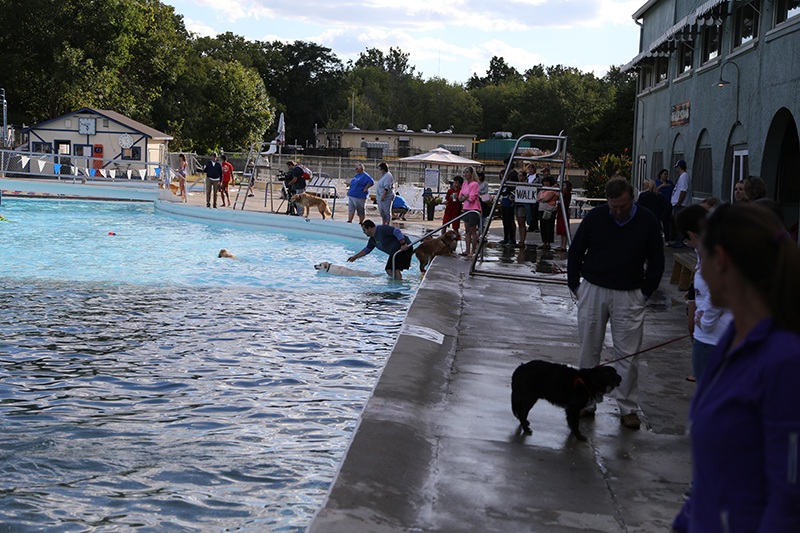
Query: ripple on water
0,202,418,532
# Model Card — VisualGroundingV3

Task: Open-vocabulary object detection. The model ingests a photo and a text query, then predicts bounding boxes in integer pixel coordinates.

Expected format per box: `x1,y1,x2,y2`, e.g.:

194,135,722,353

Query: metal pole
1,88,7,178
1,88,7,148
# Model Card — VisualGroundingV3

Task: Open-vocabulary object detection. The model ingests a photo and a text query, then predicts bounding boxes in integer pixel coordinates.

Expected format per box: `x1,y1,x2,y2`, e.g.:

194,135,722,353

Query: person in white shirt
676,205,733,381
668,160,692,247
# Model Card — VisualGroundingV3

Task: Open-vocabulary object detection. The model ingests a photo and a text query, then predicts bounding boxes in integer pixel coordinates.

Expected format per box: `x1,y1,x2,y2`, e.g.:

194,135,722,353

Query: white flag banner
20,156,29,168
71,166,78,176
138,169,146,180
127,170,133,180
99,169,107,178
109,169,116,179
37,159,46,172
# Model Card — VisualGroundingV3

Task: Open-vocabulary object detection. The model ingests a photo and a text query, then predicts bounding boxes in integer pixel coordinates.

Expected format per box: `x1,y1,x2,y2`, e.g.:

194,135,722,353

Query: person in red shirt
220,155,234,207
442,176,463,237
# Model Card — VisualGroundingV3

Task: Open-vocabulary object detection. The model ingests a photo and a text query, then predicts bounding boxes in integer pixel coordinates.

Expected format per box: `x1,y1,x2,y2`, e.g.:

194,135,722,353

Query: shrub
583,153,632,198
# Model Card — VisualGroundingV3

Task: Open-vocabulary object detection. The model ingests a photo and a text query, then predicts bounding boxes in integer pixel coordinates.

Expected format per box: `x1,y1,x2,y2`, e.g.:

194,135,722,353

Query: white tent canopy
398,147,481,166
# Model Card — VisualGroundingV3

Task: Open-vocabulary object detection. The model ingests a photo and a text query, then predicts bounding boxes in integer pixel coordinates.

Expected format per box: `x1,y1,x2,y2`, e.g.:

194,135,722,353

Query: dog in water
415,230,457,272
511,360,621,441
314,261,376,277
218,249,244,260
292,192,333,219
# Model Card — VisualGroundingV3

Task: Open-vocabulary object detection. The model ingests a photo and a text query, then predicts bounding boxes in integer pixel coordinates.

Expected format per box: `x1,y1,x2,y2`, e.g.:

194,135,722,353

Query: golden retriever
292,192,333,219
314,261,376,277
415,230,457,272
218,249,244,260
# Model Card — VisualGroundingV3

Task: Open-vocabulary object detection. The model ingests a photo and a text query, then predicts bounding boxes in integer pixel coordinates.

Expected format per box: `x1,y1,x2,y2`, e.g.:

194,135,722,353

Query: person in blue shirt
347,219,413,279
347,163,374,224
392,194,409,220
672,203,800,533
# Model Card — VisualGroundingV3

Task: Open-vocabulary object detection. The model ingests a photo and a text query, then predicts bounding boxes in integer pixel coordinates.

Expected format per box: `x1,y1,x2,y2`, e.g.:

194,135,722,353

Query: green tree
0,0,189,125
466,56,522,90
154,56,273,153
572,66,636,165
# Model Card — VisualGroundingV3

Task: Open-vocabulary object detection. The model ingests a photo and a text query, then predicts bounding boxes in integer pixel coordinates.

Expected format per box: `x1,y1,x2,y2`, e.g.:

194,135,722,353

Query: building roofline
632,0,661,20
20,107,173,140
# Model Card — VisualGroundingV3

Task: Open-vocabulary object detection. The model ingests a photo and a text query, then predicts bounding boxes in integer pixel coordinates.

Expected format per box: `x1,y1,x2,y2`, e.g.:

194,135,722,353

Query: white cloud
180,0,639,31
183,17,218,38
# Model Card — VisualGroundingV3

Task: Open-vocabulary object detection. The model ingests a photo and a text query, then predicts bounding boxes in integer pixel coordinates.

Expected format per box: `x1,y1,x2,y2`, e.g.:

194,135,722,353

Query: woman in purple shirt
672,203,800,533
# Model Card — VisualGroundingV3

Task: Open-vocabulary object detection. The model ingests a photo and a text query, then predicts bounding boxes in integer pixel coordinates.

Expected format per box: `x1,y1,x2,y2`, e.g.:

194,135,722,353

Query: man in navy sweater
567,178,665,430
204,152,223,208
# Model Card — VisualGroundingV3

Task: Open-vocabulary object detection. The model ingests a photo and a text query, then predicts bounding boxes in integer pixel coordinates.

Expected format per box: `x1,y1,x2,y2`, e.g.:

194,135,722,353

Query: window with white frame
701,25,721,64
677,42,693,76
732,150,749,200
637,155,647,191
775,0,800,25
656,57,669,84
639,65,654,92
733,1,760,48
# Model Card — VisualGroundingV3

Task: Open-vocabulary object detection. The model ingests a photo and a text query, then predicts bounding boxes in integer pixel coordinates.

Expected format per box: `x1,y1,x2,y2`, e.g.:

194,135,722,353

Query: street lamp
714,61,740,124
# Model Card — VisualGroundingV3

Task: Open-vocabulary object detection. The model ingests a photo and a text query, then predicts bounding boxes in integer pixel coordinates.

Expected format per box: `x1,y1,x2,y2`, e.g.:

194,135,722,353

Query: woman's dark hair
562,180,573,192
675,204,708,239
744,175,766,201
703,203,800,333
541,175,554,187
658,168,669,178
378,162,389,172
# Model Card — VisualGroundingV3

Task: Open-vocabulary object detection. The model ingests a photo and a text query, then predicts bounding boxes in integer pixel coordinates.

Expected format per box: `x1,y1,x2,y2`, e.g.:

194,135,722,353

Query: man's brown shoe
621,413,641,430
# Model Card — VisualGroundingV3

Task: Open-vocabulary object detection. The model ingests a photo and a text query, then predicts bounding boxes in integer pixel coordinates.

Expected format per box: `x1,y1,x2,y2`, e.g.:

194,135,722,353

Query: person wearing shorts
458,166,481,258
347,163,374,223
220,154,233,207
347,219,413,279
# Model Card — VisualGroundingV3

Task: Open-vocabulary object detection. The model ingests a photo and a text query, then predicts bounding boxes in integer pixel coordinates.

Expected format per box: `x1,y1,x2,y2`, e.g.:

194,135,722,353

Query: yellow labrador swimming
219,249,244,260
314,261,377,277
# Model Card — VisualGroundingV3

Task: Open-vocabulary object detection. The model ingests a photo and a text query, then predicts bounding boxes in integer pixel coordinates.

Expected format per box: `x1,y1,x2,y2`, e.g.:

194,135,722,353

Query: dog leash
597,334,692,367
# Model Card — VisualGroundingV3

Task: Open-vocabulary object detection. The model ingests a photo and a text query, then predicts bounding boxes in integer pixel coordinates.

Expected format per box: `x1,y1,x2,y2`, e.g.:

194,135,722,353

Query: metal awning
360,141,390,149
622,0,730,72
438,144,466,152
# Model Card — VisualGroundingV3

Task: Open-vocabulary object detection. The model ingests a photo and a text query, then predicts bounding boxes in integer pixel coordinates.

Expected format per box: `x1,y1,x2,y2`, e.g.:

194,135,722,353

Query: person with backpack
286,160,308,216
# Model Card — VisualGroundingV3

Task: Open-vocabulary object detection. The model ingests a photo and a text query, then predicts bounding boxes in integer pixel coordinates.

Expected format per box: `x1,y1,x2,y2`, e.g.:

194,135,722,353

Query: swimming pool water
0,199,419,531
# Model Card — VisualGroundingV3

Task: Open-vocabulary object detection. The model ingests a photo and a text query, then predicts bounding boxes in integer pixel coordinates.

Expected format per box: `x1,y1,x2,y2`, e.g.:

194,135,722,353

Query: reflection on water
0,199,418,532
0,281,409,531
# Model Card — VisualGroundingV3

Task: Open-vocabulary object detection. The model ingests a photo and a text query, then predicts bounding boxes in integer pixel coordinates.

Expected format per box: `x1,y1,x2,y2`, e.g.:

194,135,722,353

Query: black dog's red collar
574,377,593,397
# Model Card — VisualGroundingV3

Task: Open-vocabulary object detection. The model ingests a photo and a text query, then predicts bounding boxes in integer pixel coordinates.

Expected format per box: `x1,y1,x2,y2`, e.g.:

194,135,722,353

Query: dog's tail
324,205,332,217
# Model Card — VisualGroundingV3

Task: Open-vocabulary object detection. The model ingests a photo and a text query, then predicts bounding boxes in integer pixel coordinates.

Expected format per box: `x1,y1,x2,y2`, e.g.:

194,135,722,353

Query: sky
162,0,645,84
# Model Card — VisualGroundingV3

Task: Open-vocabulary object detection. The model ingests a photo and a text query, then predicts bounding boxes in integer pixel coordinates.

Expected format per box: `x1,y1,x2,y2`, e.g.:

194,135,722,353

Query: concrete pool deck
2,178,695,531
305,251,695,532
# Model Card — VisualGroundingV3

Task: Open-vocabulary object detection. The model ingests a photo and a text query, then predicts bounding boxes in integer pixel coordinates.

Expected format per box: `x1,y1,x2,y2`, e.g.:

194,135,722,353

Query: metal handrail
389,210,483,277
469,131,572,281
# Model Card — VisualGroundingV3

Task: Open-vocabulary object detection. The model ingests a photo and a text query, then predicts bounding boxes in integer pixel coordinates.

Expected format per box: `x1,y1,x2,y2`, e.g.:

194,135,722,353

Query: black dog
511,360,622,441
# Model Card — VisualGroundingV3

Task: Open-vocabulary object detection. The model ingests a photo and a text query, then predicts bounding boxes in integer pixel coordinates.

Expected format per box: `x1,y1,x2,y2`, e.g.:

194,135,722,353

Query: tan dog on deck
415,230,457,272
292,192,333,219
314,261,377,277
159,181,182,196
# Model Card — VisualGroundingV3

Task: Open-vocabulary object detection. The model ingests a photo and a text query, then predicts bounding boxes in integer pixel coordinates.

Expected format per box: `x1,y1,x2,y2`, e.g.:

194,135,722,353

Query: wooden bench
670,251,696,291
